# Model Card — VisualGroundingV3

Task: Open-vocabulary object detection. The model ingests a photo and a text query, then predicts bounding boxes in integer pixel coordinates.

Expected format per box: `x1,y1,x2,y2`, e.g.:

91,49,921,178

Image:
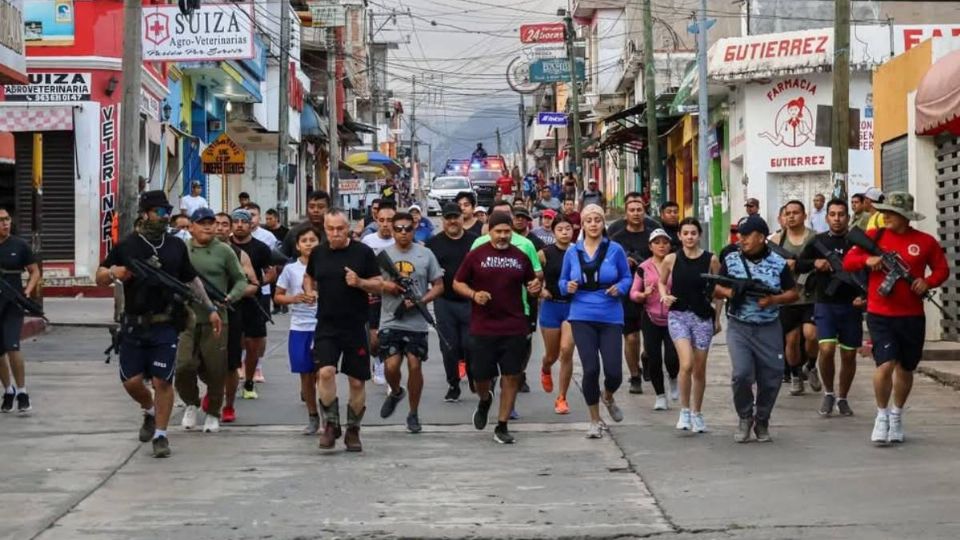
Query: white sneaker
669,378,680,402
202,415,220,433
653,395,668,411
691,412,707,433
871,414,889,445
182,405,198,430
888,413,904,443
676,409,692,431
586,421,603,439
373,360,386,385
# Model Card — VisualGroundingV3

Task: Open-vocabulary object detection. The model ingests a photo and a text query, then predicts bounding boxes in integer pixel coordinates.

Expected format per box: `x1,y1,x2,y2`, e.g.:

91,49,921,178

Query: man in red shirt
496,172,515,204
453,211,540,444
843,191,949,445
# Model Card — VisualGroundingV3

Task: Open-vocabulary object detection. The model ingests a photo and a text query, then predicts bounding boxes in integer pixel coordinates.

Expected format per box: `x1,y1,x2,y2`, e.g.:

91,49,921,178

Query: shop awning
916,49,960,136
0,105,75,132
0,131,13,166
604,102,646,124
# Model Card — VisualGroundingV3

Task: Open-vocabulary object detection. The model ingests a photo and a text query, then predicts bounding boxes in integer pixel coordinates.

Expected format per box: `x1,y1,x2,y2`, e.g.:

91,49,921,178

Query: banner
142,2,255,62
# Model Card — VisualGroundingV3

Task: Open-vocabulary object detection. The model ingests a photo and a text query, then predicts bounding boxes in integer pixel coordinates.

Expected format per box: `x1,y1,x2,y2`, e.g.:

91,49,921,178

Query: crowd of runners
0,180,937,458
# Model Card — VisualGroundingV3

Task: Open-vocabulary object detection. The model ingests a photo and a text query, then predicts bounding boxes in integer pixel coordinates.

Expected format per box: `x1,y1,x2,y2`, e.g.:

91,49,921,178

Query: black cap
138,190,172,212
737,215,769,237
514,208,532,220
441,203,462,217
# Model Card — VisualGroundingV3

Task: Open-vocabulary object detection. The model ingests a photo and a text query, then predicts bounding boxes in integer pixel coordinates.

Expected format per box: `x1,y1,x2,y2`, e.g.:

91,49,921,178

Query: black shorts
313,324,372,381
867,313,926,372
368,300,381,330
378,328,429,361
118,323,179,383
0,302,24,352
471,334,527,380
240,298,267,338
779,304,814,333
226,308,243,370
623,316,642,335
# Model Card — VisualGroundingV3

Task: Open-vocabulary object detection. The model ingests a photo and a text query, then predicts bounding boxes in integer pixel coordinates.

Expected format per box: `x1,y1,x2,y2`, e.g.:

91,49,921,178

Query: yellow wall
873,39,933,183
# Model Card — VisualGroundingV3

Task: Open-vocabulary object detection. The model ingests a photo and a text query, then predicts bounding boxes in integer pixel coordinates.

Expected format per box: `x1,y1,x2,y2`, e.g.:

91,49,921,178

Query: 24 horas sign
142,2,254,62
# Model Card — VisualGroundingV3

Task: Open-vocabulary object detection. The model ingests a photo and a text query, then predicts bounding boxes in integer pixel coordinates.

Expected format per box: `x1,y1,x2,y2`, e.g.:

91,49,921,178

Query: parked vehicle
428,175,473,215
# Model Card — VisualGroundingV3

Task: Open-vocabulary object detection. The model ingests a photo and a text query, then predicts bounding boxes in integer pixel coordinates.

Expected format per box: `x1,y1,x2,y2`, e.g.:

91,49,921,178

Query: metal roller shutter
935,135,960,339
13,131,76,261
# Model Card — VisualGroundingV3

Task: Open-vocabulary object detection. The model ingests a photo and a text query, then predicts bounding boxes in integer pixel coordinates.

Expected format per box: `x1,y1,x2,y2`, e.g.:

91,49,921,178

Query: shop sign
0,0,26,83
310,2,345,28
709,29,832,80
23,0,74,46
900,25,960,52
529,58,585,83
755,77,828,172
142,2,255,62
3,71,90,101
201,133,246,174
520,23,565,44
537,112,567,126
338,179,364,195
100,104,118,259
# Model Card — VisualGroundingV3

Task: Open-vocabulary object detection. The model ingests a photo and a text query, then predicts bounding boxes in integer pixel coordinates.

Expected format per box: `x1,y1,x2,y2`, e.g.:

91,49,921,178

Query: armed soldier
96,191,222,458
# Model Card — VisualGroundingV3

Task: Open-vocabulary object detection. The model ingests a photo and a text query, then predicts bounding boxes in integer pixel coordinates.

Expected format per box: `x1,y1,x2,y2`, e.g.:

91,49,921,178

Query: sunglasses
153,207,172,217
394,224,414,233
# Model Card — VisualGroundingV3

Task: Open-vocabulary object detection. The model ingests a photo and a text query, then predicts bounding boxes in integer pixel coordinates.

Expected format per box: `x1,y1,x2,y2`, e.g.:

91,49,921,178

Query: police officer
96,191,222,458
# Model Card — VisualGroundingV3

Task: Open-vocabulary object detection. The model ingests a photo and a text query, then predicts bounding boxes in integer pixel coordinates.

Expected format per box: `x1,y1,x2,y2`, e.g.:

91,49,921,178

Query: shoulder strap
873,226,886,245
738,251,754,280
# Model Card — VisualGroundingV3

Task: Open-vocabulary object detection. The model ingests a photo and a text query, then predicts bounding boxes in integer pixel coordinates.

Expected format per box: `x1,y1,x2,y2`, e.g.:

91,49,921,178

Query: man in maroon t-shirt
454,211,540,444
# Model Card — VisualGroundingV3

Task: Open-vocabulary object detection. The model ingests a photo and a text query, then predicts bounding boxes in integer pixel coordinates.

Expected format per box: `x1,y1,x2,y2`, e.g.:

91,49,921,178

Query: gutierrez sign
142,2,254,62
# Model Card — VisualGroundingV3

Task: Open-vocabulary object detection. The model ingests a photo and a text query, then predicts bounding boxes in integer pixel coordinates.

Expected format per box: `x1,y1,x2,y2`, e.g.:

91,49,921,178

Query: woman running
630,229,679,411
658,217,721,434
274,227,322,434
559,204,633,438
538,216,575,414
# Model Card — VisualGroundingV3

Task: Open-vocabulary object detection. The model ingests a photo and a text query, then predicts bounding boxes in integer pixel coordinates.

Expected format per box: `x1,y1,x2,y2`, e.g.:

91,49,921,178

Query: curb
918,366,960,391
49,322,116,329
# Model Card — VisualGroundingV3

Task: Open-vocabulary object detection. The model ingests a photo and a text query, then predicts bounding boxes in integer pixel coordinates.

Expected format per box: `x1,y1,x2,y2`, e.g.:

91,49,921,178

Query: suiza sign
142,2,254,62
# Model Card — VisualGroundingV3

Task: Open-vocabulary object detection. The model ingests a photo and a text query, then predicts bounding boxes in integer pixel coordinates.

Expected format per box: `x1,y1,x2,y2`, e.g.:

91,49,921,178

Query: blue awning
301,105,329,140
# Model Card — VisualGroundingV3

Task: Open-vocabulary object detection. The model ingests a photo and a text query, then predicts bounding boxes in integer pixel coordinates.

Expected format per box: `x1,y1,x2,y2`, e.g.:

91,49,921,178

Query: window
881,136,908,194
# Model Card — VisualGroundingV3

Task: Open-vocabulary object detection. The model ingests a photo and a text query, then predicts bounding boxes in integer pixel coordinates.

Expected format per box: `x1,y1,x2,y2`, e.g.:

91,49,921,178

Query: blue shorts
118,323,179,383
539,300,571,329
288,330,316,374
867,314,925,372
814,303,863,350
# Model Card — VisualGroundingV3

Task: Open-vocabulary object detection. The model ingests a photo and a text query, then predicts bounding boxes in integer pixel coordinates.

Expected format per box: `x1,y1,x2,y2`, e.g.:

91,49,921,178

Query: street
4,316,960,540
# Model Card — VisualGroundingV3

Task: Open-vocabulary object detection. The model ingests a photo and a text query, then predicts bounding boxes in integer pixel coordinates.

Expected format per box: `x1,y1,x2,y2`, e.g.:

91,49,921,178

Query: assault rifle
197,274,236,311
701,273,782,301
0,272,47,323
847,227,951,319
766,240,795,260
104,325,120,364
128,257,204,306
376,250,450,350
812,238,866,296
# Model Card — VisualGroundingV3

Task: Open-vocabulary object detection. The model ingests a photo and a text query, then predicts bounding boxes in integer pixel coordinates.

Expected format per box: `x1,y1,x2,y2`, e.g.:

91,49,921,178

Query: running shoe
373,360,386,385
139,412,156,442
691,412,707,433
734,417,754,443
202,415,220,433
790,377,805,396
654,395,668,411
200,393,210,414
540,368,554,393
152,435,171,458
493,424,515,444
753,419,772,442
15,392,30,413
837,399,854,417
628,376,643,394
181,405,198,430
380,387,406,418
818,394,836,417
458,359,467,380
554,395,570,415
871,414,889,445
444,385,461,403
804,364,822,392
1,392,13,413
406,413,422,434
221,406,236,423
602,397,624,423
888,413,904,443
586,422,603,439
303,415,320,435
669,378,679,402
241,386,258,400
676,409,692,431
509,408,520,420
473,392,493,430
253,367,266,383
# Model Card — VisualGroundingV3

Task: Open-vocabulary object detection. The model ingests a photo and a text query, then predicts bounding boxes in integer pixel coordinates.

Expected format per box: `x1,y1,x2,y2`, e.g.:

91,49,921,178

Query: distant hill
424,105,520,172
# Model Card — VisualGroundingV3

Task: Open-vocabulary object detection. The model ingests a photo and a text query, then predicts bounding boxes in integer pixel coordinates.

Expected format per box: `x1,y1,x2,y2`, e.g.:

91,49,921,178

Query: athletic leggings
570,321,623,406
640,313,679,395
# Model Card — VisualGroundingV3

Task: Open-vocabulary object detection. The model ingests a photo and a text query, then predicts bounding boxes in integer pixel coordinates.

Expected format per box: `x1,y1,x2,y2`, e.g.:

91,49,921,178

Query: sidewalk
42,297,115,327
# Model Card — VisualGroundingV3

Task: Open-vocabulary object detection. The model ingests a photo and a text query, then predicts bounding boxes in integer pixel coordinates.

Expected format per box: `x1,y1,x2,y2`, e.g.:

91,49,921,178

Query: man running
608,192,659,237
658,201,682,250
176,208,248,433
426,204,479,401
0,208,40,414
303,209,382,451
377,212,444,433
796,199,864,416
454,211,540,444
457,192,484,237
561,198,582,240
281,190,330,257
244,203,281,363
95,191,221,457
843,192,948,445
612,196,653,395
362,203,396,385
530,209,556,246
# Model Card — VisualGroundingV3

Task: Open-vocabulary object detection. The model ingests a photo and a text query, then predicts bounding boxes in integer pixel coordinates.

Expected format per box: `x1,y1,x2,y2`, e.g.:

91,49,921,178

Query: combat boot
318,398,342,449
344,406,366,452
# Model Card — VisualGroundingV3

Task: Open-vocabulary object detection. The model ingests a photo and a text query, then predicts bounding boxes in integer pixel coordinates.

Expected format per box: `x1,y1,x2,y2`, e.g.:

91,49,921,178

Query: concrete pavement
4,317,960,539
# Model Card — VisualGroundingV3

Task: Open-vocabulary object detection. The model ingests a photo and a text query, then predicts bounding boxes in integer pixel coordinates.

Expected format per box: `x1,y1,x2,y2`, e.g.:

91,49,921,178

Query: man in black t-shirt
96,190,221,458
0,208,40,415
303,209,382,452
426,203,478,401
611,197,652,394
230,209,276,398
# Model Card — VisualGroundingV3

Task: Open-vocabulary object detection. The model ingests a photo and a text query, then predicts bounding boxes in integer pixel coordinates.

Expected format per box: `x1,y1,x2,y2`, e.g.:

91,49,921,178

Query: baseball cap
588,178,598,184
408,204,422,213
864,187,884,202
442,203,462,217
475,206,488,214
191,180,201,187
138,190,172,212
744,197,760,207
515,208,532,220
737,214,769,237
190,207,216,223
648,228,671,243
231,209,252,222
542,209,557,219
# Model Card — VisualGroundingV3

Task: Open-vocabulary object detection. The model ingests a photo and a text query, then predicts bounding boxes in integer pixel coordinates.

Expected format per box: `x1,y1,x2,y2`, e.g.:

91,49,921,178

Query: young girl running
274,227,322,434
630,229,679,411
538,216,575,414
658,218,721,434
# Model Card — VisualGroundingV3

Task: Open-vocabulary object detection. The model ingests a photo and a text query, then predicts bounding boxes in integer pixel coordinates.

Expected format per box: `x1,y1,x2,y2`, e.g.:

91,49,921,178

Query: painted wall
594,9,625,96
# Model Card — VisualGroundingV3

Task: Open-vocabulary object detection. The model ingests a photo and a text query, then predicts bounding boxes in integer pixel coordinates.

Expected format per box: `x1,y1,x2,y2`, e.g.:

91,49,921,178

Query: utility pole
118,0,142,238
831,0,850,200
408,75,417,189
564,11,583,188
368,9,379,151
276,0,291,225
696,0,711,246
496,127,502,156
328,30,340,204
518,94,528,172
641,0,659,204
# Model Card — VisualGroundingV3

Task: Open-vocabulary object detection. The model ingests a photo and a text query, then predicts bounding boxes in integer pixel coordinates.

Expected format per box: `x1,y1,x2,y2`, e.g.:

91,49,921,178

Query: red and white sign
900,25,960,52
709,28,833,80
520,23,565,44
141,2,255,62
752,76,829,172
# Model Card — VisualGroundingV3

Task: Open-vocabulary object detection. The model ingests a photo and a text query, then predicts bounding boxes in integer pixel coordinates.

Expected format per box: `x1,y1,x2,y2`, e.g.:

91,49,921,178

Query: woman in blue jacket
559,204,633,439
